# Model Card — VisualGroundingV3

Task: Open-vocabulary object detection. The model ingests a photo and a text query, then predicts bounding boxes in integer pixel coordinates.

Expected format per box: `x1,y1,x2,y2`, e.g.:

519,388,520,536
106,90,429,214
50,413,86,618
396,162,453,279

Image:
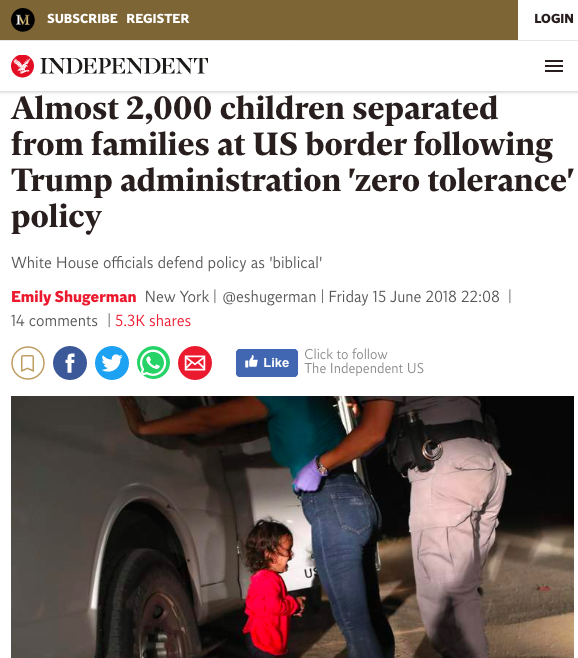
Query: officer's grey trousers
408,438,511,658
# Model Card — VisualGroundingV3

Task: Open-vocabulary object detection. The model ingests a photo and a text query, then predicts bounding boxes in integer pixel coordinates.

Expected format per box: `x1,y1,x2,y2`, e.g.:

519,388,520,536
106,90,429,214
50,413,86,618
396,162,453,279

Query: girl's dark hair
244,519,292,573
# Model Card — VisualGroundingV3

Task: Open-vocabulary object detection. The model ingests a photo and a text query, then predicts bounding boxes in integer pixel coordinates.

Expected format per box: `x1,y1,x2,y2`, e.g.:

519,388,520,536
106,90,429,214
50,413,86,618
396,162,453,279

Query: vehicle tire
102,548,201,658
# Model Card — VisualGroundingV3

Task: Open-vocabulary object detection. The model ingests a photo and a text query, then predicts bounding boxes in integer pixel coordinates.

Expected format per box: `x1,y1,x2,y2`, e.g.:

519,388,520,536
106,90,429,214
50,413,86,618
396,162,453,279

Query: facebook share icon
53,346,87,380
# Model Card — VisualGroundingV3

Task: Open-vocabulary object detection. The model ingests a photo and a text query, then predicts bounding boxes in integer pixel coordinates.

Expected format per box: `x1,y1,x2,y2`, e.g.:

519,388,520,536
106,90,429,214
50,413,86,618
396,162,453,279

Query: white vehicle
12,396,348,658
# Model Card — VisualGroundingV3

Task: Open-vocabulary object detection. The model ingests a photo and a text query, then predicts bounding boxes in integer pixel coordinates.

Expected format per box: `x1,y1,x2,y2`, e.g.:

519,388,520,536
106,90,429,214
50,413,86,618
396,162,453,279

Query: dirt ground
211,523,573,658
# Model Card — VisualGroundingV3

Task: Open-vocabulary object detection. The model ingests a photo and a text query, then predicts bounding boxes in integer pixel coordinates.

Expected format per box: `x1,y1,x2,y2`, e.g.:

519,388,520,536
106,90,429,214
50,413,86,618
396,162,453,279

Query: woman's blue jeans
300,474,395,658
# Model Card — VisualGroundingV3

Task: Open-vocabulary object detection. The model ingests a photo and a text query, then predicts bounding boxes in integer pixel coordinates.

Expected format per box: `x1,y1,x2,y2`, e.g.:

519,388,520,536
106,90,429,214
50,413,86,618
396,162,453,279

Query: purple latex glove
293,457,326,493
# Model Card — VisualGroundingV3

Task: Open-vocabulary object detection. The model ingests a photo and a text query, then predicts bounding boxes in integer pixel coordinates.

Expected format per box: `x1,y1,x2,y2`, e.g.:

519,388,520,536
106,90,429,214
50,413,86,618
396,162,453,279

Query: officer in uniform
296,396,511,658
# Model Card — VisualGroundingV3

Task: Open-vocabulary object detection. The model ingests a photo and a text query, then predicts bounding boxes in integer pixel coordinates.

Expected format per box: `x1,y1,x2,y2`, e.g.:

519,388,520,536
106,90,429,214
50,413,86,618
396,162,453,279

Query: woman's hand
293,458,325,493
118,396,268,440
118,396,145,437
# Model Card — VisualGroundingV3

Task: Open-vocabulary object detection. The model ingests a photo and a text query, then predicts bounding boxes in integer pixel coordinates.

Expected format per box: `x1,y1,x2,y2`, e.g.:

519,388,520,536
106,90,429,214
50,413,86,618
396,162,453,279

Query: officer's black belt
327,463,354,478
425,420,488,443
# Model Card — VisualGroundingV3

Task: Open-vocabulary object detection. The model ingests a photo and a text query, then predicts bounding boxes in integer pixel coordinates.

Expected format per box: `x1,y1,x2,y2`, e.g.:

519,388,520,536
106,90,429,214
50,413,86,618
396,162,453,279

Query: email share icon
185,355,205,371
179,347,212,380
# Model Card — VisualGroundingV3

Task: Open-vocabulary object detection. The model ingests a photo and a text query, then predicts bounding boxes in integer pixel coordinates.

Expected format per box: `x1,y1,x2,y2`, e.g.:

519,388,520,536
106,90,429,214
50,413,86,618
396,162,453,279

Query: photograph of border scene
12,396,573,658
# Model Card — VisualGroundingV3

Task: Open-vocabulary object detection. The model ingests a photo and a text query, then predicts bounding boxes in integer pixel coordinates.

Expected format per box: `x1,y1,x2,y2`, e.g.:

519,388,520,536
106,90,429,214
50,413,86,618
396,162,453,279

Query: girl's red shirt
243,569,299,655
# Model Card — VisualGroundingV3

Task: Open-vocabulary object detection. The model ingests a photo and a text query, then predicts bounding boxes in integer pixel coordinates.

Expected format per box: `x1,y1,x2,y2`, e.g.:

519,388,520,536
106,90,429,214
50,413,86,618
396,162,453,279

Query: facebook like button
236,349,298,377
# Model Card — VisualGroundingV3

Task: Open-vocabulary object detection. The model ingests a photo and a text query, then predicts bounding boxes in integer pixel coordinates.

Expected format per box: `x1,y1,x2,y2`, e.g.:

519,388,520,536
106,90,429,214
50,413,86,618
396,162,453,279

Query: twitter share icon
95,346,129,380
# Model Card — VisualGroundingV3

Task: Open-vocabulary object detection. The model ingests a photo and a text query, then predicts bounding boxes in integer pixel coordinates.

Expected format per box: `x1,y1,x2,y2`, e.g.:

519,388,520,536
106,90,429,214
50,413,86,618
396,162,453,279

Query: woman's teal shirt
256,396,346,478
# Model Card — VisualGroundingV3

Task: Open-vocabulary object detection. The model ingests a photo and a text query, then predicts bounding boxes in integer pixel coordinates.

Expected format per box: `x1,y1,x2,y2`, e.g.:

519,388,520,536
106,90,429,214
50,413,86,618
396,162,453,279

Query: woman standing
119,396,394,658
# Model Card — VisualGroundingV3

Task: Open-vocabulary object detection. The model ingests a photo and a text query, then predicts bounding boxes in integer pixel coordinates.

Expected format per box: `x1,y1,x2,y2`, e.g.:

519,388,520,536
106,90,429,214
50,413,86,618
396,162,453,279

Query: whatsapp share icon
137,346,170,379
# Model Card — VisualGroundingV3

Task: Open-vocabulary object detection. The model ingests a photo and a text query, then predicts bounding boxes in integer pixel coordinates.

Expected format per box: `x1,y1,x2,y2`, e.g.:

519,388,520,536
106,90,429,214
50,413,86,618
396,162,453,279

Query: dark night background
366,396,574,536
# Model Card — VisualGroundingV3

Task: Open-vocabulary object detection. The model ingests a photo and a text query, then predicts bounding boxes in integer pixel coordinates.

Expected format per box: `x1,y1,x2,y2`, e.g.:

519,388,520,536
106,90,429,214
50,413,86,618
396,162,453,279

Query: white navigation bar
1,40,577,92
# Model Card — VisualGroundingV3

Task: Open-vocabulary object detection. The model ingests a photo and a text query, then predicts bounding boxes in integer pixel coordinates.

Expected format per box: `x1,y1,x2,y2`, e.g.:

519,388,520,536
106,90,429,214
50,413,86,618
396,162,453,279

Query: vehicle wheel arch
92,486,202,656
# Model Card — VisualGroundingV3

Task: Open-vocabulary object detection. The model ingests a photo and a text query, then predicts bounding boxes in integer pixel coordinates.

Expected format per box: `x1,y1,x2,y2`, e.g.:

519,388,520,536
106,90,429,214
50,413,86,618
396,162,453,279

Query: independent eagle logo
11,55,34,77
13,58,30,74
